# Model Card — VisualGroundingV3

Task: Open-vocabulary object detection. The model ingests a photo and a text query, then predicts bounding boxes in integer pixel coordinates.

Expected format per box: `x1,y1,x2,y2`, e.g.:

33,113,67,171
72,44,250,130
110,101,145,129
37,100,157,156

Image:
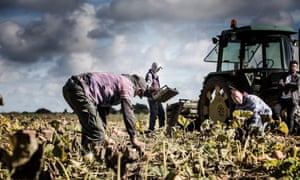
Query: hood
151,62,162,73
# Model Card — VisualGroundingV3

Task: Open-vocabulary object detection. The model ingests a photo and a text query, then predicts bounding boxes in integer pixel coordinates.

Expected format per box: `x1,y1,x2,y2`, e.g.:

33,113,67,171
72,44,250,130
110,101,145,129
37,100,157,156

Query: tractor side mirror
212,37,218,44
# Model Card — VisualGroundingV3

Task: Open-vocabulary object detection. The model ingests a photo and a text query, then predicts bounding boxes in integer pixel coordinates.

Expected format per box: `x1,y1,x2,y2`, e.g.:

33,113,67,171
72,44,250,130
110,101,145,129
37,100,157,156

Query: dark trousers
148,99,165,130
62,78,107,151
273,98,297,135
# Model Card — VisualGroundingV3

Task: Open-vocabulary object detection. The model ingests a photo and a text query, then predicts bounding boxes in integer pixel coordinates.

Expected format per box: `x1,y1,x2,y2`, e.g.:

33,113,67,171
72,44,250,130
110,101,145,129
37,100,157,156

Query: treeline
4,103,149,114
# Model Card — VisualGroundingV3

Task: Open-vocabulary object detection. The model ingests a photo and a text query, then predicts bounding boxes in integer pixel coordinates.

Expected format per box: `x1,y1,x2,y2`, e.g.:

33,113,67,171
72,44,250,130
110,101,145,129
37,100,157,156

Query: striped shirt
75,72,134,105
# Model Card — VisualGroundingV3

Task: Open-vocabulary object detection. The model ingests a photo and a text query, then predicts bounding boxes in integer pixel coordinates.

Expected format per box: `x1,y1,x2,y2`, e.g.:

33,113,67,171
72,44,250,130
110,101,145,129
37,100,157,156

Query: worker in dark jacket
273,60,300,135
62,72,147,153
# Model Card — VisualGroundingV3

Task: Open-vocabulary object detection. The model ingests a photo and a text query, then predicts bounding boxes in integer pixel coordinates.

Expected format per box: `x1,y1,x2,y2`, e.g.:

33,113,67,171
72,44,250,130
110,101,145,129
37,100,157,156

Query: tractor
196,20,300,129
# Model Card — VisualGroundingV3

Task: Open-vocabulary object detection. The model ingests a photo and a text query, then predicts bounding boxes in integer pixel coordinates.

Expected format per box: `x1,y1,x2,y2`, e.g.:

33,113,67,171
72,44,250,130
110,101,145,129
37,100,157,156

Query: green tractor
197,20,300,128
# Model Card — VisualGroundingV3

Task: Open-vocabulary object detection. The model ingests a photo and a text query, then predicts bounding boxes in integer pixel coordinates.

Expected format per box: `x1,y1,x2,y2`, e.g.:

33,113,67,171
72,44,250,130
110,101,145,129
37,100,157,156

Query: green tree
133,103,149,114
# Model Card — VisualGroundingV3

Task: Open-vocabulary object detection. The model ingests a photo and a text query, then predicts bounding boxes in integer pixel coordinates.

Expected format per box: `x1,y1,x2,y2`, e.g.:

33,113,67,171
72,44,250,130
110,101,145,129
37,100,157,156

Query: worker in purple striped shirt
62,72,147,154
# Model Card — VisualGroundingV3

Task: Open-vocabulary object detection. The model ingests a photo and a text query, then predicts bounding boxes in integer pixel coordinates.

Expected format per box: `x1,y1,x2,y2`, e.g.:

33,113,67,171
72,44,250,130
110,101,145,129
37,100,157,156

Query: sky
0,0,300,112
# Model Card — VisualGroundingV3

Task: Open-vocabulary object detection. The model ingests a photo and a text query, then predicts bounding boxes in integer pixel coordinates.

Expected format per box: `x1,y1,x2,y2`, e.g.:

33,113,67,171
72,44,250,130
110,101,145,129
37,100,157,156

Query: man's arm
120,98,136,139
120,98,145,149
145,72,153,89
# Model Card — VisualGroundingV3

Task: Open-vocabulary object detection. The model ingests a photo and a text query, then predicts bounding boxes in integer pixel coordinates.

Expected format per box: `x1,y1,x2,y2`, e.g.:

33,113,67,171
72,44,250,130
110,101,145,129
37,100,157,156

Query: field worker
231,88,272,132
145,62,166,131
273,60,300,135
62,72,146,154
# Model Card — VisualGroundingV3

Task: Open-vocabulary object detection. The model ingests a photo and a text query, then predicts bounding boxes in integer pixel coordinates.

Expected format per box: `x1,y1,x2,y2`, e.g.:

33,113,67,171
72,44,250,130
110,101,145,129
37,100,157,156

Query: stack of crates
166,99,198,134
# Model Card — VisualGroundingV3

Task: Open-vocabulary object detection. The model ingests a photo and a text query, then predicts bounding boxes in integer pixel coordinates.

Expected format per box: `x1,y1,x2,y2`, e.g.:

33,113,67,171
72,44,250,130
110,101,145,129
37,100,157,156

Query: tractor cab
204,22,297,93
197,20,299,125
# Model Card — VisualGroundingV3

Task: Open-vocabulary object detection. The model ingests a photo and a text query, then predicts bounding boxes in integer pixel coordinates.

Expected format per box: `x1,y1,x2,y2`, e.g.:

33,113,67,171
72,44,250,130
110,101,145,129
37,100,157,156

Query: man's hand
150,86,160,92
104,137,115,146
131,138,145,151
279,79,285,86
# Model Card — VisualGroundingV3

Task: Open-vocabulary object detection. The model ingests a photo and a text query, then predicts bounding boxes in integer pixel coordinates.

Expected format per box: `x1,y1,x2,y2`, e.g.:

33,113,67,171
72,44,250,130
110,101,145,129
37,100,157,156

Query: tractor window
220,41,240,71
222,41,240,62
265,42,281,68
245,44,261,69
244,40,282,69
285,37,294,69
204,36,290,71
204,41,240,63
204,44,218,62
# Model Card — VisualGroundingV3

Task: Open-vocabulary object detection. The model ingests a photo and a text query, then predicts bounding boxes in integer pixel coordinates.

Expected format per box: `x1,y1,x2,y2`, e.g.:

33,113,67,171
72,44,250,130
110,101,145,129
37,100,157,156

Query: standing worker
273,60,300,135
62,72,146,154
145,62,166,131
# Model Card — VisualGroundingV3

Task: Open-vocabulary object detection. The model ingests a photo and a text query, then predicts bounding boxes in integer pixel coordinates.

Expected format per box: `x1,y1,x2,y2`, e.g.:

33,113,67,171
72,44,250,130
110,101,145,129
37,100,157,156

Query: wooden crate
152,85,178,102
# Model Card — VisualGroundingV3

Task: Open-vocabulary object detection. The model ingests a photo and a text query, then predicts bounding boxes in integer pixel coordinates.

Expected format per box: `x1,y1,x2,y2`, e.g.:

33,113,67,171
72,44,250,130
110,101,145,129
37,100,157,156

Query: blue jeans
148,99,165,130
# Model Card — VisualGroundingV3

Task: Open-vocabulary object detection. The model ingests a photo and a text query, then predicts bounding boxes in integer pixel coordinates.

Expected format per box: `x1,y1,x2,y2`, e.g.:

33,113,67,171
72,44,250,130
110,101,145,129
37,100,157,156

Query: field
0,112,299,179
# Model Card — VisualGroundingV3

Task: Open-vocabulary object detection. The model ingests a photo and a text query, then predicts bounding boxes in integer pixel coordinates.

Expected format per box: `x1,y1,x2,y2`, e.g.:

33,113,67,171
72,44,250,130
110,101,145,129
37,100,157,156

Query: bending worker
231,88,272,132
62,72,146,154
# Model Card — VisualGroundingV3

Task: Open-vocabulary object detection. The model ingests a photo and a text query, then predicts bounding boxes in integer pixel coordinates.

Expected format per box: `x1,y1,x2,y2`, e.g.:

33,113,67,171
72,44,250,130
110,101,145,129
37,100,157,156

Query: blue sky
0,0,300,112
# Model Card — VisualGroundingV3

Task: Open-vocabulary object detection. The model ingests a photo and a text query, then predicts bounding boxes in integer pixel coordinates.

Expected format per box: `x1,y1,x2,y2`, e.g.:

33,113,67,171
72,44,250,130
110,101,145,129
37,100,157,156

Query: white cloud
112,35,126,55
1,0,300,112
0,21,25,51
66,3,99,52
61,53,97,74
252,10,294,26
291,9,300,24
0,58,21,82
44,82,61,96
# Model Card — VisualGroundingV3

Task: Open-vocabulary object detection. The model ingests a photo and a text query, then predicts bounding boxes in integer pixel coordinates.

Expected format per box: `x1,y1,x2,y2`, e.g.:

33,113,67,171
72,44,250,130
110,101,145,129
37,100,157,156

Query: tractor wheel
197,77,234,128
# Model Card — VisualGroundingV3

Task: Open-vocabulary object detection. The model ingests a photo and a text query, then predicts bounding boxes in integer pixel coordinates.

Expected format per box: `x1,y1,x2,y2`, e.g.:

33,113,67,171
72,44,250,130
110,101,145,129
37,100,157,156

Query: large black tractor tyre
196,77,235,129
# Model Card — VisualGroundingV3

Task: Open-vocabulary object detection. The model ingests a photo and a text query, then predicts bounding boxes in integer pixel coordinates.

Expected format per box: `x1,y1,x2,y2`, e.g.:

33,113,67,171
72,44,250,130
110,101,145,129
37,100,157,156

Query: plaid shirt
235,94,272,125
75,72,134,105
